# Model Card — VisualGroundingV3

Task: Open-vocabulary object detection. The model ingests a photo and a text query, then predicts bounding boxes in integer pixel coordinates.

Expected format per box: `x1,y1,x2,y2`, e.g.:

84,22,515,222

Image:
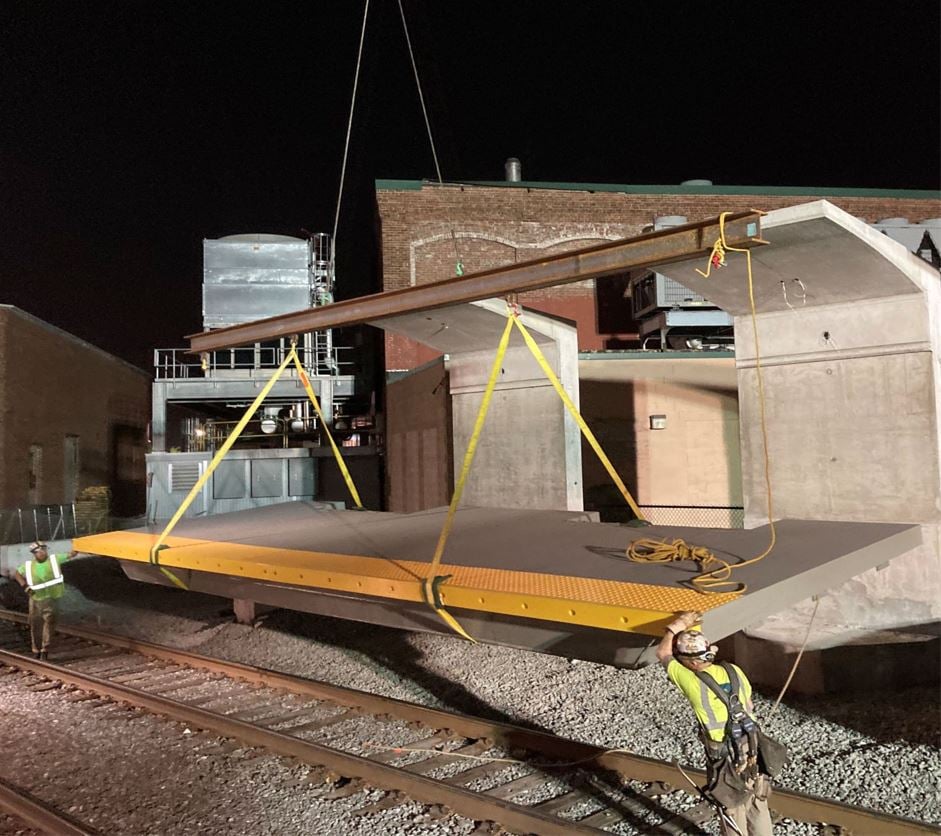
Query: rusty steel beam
187,211,765,352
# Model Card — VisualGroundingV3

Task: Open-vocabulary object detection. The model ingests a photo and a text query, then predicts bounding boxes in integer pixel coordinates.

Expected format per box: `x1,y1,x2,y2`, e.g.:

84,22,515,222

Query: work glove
667,610,702,634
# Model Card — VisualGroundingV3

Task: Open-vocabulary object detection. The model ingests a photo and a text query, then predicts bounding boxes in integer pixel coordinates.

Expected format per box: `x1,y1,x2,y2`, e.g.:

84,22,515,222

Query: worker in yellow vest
14,541,78,660
658,611,782,836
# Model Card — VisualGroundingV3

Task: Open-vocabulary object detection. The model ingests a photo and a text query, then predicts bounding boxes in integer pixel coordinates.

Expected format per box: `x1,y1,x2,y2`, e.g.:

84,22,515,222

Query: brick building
0,306,151,516
376,180,940,369
376,181,940,516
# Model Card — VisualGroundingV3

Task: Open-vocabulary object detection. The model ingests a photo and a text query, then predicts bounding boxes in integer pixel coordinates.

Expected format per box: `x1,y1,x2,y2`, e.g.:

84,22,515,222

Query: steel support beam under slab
187,212,764,352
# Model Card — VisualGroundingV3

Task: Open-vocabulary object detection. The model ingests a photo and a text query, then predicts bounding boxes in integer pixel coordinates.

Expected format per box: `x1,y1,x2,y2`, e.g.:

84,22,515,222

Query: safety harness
24,555,64,591
695,662,760,779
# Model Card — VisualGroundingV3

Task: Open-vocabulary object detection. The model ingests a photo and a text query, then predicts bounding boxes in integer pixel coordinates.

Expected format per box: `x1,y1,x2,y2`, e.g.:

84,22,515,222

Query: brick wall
385,359,451,512
0,307,151,515
377,185,941,371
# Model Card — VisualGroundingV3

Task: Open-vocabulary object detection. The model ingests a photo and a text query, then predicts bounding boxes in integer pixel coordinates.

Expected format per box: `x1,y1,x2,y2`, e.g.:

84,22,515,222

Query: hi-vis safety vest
25,555,64,591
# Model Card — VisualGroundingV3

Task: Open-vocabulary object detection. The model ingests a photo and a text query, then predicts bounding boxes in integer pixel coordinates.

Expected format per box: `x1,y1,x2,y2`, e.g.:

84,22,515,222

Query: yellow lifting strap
425,305,652,640
423,314,516,642
292,353,364,510
509,313,646,521
148,346,300,589
627,211,777,594
148,343,367,586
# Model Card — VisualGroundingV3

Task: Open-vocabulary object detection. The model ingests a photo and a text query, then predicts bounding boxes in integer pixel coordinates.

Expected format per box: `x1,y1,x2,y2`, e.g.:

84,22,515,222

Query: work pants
28,596,57,653
702,734,773,836
722,792,772,836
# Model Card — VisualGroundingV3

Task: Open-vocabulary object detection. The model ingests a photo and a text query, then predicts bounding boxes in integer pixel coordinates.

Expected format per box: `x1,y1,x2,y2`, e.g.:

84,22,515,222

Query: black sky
1,1,938,369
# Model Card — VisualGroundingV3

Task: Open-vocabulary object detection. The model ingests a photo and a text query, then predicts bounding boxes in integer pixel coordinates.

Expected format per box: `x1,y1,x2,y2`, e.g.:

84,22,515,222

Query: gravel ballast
1,556,937,834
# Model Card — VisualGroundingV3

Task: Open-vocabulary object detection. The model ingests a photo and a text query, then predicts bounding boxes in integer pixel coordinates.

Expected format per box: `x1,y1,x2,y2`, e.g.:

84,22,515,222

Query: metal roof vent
505,158,522,182
680,179,714,186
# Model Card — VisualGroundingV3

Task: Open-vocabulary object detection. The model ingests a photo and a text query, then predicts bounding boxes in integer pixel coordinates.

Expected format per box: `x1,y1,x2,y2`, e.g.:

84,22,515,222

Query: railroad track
0,774,97,836
0,611,936,836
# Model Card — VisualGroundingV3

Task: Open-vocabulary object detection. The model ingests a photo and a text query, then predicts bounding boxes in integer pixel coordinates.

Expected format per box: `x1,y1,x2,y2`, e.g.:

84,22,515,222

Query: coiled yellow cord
627,212,776,595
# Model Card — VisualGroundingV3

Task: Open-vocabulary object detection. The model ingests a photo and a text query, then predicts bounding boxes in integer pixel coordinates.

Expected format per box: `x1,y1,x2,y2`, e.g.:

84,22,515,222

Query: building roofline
0,305,151,378
579,350,735,360
375,178,941,200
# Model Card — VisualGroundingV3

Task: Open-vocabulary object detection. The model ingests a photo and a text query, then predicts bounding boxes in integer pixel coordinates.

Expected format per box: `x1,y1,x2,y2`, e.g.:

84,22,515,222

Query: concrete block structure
376,180,941,526
0,306,150,516
656,200,941,656
378,181,939,524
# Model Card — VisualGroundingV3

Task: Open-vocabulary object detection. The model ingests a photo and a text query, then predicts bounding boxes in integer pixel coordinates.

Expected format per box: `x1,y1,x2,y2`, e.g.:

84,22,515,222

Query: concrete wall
385,358,452,513
0,306,150,515
376,183,941,371
728,215,941,643
579,355,741,523
380,303,582,513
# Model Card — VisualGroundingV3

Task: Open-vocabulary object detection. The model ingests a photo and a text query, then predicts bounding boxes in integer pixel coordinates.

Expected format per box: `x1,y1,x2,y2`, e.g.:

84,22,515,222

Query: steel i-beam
187,212,764,352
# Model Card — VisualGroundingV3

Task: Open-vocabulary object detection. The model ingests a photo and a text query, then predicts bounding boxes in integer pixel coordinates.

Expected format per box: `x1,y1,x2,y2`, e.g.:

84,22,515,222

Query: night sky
2,1,938,370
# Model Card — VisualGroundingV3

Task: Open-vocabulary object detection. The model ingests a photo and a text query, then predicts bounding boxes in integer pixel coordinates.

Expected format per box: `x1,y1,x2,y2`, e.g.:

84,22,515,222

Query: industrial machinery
630,215,734,350
147,232,377,521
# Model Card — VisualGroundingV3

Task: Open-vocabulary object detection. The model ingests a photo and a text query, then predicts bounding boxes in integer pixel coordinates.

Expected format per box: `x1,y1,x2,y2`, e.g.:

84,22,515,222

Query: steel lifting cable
332,0,370,250
396,0,464,275
627,211,777,594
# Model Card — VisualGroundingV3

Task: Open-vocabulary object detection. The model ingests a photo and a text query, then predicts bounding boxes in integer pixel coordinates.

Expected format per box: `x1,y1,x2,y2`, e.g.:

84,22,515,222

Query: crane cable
332,0,370,251
396,0,464,275
626,212,777,594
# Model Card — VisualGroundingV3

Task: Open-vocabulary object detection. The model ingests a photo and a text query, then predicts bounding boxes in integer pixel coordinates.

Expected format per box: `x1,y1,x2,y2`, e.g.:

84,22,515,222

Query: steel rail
0,775,97,836
186,212,765,352
0,648,601,836
0,612,937,836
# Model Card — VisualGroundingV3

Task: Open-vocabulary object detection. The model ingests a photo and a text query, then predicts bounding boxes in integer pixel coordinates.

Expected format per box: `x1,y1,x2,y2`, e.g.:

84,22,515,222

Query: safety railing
154,345,354,380
637,504,745,529
0,505,80,546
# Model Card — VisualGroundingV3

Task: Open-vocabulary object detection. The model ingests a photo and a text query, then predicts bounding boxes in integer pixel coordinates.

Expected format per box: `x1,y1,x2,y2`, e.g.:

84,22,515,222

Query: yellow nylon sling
422,314,515,641
149,347,301,588
509,314,645,520
292,353,364,510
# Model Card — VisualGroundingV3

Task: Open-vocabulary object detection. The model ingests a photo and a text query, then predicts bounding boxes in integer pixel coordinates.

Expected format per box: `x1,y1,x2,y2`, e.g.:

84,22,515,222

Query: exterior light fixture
289,418,305,433
260,418,278,434
649,414,667,430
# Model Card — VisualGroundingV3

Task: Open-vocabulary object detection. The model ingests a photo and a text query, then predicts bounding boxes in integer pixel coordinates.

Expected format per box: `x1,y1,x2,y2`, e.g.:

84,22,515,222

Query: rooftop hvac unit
631,216,716,319
202,234,312,329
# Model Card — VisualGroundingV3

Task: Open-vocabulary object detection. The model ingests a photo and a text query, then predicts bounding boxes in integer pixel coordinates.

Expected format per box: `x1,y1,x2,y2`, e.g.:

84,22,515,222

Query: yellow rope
627,212,776,594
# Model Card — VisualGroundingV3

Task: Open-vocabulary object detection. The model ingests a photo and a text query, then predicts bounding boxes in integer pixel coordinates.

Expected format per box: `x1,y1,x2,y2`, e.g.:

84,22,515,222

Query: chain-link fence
0,504,81,546
637,504,745,529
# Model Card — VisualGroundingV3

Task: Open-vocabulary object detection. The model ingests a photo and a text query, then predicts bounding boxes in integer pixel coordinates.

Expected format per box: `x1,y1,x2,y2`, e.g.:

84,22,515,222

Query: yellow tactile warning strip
75,531,740,637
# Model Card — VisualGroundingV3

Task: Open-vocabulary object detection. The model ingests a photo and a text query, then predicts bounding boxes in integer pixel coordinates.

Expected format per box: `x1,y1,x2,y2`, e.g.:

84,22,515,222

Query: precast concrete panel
654,201,941,643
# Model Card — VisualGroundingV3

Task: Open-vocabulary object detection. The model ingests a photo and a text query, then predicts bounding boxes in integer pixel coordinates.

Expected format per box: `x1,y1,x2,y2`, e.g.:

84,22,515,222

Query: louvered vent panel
170,462,200,492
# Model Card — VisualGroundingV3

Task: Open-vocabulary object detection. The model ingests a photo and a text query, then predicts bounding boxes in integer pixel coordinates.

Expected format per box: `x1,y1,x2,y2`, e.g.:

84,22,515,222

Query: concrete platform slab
75,503,921,666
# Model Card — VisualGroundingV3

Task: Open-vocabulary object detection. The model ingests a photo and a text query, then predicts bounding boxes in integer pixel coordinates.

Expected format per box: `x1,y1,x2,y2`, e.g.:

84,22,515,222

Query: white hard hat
674,630,717,662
